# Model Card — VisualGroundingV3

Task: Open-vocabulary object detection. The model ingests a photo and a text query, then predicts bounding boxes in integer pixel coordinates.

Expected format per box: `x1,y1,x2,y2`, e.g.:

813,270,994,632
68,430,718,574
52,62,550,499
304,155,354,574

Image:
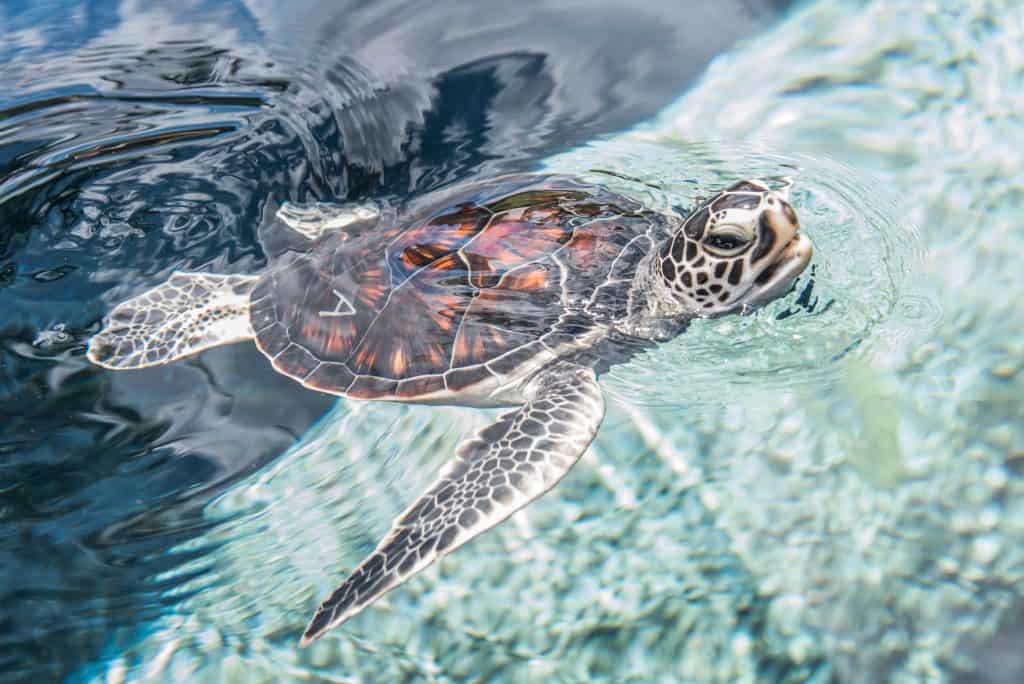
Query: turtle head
656,179,812,316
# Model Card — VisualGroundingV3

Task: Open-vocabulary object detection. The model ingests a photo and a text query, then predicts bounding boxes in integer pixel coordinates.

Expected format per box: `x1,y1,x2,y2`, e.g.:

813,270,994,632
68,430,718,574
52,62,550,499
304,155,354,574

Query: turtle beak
742,195,812,311
742,234,812,312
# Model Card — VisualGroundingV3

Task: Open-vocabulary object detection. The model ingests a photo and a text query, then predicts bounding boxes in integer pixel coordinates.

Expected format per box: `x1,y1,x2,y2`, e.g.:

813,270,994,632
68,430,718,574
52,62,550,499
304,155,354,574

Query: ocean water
3,0,1022,682
0,1,789,681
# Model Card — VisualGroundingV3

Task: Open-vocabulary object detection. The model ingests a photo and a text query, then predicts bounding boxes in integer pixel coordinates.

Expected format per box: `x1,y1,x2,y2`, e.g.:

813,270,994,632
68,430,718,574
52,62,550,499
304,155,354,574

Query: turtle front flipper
300,363,605,645
276,200,381,241
88,272,258,369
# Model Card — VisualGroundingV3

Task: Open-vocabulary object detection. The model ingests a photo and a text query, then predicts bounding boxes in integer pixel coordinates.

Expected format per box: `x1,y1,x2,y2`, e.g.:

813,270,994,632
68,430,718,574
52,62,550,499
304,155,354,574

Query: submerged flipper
88,272,258,370
300,363,605,645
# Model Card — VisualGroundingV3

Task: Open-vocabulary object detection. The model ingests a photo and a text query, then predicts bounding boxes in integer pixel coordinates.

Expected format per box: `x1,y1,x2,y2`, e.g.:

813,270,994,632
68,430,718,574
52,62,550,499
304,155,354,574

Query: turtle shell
249,174,660,403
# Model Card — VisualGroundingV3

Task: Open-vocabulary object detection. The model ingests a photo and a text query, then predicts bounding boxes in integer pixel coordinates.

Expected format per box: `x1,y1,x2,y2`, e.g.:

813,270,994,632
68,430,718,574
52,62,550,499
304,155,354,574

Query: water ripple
548,138,931,406
0,2,798,679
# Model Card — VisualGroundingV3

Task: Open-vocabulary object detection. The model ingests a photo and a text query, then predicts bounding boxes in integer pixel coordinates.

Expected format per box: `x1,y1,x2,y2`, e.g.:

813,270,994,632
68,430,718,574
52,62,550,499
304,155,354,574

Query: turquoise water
6,0,1023,682
88,1,1023,682
0,1,786,680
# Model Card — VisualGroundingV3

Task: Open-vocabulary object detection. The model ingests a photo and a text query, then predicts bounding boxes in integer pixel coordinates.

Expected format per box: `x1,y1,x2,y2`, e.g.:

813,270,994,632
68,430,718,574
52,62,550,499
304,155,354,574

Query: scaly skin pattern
87,272,258,369
301,363,604,645
85,174,810,644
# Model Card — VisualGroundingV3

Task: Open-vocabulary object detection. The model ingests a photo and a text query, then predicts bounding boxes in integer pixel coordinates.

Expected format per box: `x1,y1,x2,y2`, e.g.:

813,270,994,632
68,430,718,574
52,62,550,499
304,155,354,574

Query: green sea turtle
87,174,812,645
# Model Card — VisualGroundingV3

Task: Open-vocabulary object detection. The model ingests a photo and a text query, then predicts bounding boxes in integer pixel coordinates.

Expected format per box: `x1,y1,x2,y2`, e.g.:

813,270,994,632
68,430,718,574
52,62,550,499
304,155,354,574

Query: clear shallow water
104,1,1023,682
3,0,1022,683
0,1,792,681
100,126,947,680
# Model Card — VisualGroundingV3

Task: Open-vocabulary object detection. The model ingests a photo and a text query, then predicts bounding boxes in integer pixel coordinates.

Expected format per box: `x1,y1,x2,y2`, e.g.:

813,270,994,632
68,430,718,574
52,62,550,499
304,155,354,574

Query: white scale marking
318,289,356,317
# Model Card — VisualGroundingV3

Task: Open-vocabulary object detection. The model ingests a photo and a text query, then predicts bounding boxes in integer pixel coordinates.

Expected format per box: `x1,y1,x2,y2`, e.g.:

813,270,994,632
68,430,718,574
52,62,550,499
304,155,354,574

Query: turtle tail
88,272,259,370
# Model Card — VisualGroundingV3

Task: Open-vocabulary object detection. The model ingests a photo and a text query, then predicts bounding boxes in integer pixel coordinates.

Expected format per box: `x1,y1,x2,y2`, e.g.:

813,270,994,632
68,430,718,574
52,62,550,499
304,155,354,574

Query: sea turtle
87,173,812,645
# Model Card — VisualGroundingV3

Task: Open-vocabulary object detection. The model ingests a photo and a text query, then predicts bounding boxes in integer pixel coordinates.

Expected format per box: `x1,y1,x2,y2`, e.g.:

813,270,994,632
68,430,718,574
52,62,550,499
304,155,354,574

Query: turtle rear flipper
88,272,258,370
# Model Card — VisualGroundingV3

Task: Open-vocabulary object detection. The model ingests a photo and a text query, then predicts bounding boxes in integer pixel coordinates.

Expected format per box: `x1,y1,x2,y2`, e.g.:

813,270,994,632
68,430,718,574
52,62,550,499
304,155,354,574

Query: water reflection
0,0,789,680
87,0,1024,681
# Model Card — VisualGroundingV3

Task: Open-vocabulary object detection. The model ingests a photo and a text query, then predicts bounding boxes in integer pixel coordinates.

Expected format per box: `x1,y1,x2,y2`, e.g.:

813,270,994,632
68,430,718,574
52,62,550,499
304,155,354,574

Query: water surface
0,1,792,681
95,1,1024,682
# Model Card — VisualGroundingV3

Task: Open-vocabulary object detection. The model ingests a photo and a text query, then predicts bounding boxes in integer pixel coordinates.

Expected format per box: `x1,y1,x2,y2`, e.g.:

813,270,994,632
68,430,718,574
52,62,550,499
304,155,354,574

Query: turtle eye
704,226,750,255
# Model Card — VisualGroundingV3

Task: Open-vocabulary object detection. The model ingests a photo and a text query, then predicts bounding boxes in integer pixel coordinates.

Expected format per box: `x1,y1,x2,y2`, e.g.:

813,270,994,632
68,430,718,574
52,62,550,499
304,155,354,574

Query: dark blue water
0,1,791,680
